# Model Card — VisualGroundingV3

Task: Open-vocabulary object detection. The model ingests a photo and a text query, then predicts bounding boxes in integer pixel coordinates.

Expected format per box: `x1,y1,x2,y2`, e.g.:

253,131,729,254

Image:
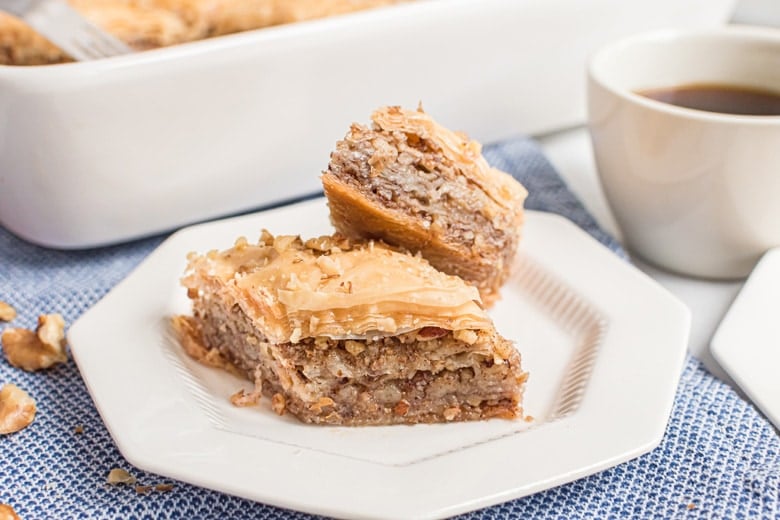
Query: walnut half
1,314,68,371
0,301,16,322
0,503,21,520
0,383,36,435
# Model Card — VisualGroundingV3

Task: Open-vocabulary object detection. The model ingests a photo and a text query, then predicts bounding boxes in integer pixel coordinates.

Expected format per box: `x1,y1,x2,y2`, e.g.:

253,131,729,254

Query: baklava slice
322,106,528,306
173,231,527,425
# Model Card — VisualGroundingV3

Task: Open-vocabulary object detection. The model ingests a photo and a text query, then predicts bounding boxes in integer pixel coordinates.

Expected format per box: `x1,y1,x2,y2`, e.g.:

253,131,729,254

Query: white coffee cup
587,26,780,279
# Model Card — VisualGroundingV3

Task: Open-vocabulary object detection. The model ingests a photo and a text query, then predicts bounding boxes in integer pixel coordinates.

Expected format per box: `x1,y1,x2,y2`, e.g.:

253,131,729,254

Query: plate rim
69,199,690,519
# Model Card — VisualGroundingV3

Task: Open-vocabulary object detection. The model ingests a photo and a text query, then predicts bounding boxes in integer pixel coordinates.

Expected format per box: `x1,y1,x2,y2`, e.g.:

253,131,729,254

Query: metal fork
1,0,132,61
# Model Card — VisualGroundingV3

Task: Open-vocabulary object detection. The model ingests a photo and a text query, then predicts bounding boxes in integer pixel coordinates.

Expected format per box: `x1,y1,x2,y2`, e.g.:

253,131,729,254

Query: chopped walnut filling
271,393,286,415
309,397,335,413
170,316,243,377
393,399,410,416
1,314,68,371
344,340,365,357
453,329,478,345
0,302,16,322
443,406,461,421
0,383,36,435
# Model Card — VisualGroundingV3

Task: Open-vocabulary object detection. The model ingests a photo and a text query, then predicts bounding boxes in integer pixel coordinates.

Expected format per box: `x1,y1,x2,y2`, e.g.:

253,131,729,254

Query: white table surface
538,127,744,389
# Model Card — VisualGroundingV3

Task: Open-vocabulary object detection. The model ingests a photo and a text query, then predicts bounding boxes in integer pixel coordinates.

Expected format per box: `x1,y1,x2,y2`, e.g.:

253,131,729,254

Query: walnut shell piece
0,383,36,435
1,314,68,371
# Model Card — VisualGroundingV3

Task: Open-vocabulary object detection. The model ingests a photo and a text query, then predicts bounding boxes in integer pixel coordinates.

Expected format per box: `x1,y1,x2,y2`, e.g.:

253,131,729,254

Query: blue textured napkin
1,137,779,519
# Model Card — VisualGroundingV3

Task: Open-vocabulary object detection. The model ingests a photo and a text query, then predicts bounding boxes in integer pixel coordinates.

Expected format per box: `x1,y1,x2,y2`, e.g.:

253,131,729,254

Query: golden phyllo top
182,231,492,344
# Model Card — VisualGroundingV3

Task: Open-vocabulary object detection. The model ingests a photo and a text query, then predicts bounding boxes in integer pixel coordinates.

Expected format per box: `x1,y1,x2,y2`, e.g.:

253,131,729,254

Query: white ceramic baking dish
0,0,736,248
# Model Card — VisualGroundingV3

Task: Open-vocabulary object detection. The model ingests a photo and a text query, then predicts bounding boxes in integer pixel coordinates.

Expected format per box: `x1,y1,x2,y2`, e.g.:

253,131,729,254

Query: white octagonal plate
69,198,690,520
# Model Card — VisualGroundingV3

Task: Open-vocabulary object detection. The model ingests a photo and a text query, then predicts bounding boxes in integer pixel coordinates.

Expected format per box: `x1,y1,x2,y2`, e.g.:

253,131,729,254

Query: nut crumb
1,314,68,371
309,397,335,413
106,468,136,485
344,340,365,357
304,235,333,252
0,503,20,520
74,424,84,434
453,329,478,345
443,406,461,421
393,400,410,416
687,503,696,510
258,229,274,245
230,388,261,407
315,255,342,277
271,393,286,416
417,327,448,340
273,235,299,253
0,383,36,434
154,483,174,492
0,302,16,322
134,485,152,495
524,415,535,423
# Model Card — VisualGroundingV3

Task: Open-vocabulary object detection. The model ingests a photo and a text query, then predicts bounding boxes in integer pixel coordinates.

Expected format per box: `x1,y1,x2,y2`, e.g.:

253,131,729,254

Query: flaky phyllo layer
184,232,496,343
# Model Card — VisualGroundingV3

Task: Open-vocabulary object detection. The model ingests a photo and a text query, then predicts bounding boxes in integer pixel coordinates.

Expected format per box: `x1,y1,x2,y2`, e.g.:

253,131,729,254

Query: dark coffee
636,83,780,116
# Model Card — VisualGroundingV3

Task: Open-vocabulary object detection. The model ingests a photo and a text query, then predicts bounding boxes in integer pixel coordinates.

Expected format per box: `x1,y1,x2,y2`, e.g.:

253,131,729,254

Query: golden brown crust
72,1,200,50
0,14,68,65
204,0,276,36
181,231,492,345
0,0,408,65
